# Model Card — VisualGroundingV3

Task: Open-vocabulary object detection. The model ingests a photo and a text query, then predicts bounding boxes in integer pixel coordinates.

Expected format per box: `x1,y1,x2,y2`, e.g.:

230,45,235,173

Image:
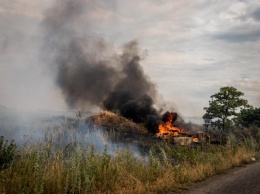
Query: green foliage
243,135,258,151
236,107,260,128
207,127,228,144
0,136,17,169
203,86,251,132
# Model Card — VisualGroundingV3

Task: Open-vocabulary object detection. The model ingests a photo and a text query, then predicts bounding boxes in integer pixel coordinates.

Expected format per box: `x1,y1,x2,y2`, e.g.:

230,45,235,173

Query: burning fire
156,112,184,138
156,122,183,137
156,112,208,144
192,137,199,142
192,131,206,142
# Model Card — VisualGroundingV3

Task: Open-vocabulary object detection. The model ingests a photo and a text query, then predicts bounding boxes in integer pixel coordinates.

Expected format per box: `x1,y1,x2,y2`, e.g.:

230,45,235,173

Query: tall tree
203,86,251,131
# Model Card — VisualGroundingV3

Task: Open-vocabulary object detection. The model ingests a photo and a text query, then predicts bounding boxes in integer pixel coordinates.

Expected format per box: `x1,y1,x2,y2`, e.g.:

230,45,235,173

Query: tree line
203,86,260,132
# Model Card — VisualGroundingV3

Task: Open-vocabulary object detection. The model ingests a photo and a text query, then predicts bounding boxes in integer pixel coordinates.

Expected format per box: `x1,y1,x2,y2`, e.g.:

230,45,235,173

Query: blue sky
0,0,259,119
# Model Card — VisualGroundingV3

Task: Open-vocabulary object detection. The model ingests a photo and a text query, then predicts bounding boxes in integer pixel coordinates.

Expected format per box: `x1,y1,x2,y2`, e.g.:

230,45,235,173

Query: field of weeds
0,136,259,193
0,111,259,194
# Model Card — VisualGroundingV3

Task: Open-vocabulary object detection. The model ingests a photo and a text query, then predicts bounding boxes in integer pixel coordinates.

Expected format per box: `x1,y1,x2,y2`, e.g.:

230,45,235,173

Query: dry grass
1,112,259,194
89,110,148,138
0,135,258,194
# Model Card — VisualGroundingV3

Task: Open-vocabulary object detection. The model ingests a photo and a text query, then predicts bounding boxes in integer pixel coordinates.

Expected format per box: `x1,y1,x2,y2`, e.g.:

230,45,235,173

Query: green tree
236,107,260,128
203,86,251,132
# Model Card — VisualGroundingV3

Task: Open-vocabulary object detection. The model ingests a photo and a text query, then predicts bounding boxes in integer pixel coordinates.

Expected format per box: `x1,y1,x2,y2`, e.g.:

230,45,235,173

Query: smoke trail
42,0,120,108
42,0,159,125
103,41,158,123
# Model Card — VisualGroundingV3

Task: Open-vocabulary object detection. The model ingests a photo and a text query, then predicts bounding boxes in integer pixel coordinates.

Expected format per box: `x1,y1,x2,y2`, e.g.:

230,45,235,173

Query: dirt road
177,160,260,194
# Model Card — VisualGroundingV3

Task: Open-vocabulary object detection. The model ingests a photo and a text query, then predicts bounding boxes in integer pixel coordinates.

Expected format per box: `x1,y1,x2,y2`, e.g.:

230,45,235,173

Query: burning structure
156,112,209,145
156,111,182,137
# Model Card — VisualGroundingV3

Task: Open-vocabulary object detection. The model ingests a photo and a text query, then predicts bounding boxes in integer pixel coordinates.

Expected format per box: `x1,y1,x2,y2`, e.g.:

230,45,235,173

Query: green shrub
0,136,17,169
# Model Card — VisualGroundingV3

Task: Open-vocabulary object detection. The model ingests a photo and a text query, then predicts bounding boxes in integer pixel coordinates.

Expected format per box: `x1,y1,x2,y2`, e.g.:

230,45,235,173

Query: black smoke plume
42,0,159,127
162,111,178,123
103,41,158,123
42,0,120,108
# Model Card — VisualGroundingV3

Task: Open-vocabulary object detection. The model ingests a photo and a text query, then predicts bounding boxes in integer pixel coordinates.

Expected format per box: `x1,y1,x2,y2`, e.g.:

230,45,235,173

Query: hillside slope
89,110,148,139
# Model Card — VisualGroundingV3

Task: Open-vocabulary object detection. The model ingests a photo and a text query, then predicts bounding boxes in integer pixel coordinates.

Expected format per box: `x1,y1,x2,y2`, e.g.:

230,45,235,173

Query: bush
0,136,17,169
207,128,228,144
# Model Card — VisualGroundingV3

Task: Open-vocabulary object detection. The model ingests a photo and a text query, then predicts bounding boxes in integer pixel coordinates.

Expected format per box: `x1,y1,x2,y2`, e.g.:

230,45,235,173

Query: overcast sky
0,0,259,119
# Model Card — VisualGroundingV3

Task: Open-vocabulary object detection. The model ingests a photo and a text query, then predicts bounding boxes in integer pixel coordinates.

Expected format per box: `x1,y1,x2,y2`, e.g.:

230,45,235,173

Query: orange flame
156,112,207,144
156,121,183,138
193,137,199,142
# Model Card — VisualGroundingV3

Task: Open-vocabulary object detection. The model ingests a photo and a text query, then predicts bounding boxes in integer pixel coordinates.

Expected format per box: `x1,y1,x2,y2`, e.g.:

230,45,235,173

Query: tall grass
0,134,259,194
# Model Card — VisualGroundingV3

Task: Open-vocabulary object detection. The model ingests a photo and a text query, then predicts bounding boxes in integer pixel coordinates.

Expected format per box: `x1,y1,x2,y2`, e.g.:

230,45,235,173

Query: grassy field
0,132,259,194
0,110,259,193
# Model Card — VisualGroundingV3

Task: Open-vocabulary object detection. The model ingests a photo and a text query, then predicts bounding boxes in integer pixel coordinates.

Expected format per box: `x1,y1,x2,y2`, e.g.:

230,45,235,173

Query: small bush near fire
0,131,259,194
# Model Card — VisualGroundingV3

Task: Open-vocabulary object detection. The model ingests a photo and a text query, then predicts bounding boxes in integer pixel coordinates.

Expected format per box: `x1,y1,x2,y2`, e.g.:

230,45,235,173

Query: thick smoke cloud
42,0,159,124
103,41,158,123
42,0,120,108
